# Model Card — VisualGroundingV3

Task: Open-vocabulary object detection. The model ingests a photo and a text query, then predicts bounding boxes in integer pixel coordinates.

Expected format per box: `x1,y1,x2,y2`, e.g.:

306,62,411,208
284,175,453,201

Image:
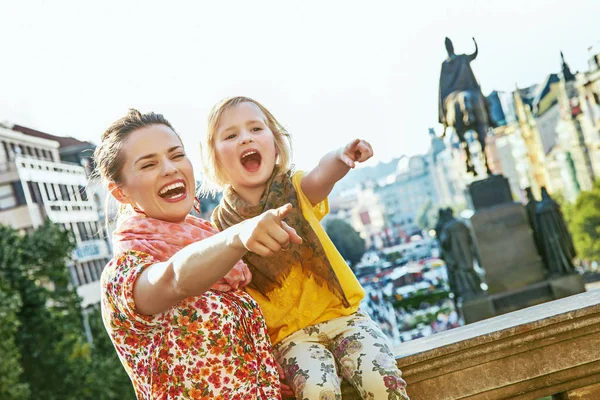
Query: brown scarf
212,168,349,306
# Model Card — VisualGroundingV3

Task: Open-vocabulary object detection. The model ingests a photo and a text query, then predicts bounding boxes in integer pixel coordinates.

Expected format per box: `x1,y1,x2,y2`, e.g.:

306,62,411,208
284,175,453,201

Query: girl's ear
108,181,129,204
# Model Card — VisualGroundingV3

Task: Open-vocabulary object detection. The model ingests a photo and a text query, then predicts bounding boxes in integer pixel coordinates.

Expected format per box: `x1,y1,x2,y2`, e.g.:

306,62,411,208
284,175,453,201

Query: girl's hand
276,361,295,398
235,203,303,257
339,139,373,168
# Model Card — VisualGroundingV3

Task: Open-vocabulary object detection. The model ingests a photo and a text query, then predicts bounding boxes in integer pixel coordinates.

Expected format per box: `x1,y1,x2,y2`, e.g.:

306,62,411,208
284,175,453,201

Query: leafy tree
12,221,92,400
84,306,136,400
567,181,600,260
325,219,366,266
0,221,135,399
0,286,29,400
0,226,30,400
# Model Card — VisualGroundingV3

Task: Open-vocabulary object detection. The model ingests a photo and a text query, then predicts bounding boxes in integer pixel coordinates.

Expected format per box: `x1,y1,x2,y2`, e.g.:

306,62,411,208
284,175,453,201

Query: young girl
200,97,410,400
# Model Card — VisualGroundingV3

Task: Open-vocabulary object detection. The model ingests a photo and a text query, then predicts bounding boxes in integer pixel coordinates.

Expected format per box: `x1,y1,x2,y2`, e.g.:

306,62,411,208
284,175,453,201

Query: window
27,182,43,204
44,183,57,201
91,221,100,237
87,222,96,239
82,262,93,284
2,141,10,160
75,263,86,286
0,184,16,210
96,260,104,281
77,222,88,241
69,185,80,202
78,186,88,201
92,260,101,280
89,261,99,282
77,262,88,285
69,264,80,286
11,182,26,206
59,184,70,201
48,183,60,201
89,221,100,238
97,224,108,241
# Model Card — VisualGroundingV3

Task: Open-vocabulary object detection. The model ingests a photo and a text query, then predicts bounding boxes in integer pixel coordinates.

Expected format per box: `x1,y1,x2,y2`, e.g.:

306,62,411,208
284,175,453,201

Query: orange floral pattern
101,250,281,399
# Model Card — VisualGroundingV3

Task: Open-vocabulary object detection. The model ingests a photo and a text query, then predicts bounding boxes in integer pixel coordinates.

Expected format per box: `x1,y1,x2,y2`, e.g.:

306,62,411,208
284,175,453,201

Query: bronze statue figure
524,187,544,261
535,187,577,276
437,208,485,301
434,207,452,245
439,37,494,176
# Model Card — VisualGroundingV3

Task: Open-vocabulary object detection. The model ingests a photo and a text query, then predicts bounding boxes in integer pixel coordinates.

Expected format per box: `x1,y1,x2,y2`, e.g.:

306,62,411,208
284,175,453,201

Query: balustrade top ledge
394,290,600,365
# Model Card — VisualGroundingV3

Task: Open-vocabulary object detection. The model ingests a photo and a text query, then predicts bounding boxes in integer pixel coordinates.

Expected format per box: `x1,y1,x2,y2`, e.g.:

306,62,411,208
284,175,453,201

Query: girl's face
213,102,277,202
110,124,195,223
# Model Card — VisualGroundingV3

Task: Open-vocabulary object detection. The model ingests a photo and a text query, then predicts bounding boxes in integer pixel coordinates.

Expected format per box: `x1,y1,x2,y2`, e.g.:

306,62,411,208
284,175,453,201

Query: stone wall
394,291,600,399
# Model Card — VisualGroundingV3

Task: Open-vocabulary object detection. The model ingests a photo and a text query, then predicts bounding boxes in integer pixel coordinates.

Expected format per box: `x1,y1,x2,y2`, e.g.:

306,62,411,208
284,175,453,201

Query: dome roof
396,155,426,175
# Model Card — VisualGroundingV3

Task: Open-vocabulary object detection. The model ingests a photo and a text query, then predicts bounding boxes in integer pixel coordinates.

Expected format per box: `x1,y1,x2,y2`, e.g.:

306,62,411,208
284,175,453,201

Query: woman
94,109,300,399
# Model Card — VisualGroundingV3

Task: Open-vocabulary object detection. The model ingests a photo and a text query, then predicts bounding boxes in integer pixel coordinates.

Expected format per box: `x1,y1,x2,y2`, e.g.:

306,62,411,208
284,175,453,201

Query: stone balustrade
388,290,600,399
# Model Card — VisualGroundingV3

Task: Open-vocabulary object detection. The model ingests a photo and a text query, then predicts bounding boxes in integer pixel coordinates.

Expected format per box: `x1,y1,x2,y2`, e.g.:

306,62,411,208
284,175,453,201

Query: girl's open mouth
240,149,262,172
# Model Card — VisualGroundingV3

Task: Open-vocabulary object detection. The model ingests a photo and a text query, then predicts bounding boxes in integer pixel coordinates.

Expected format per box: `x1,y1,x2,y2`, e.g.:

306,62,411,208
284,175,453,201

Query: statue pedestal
466,174,513,211
460,175,586,324
550,273,586,299
470,202,546,294
462,274,585,324
461,296,495,324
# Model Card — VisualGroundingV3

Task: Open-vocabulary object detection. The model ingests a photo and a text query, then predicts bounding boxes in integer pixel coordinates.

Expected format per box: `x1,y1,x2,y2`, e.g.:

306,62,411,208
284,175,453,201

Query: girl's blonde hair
199,96,292,195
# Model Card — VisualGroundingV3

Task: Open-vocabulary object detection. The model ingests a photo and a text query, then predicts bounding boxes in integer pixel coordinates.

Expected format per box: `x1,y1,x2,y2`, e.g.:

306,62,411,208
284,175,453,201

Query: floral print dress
101,250,281,400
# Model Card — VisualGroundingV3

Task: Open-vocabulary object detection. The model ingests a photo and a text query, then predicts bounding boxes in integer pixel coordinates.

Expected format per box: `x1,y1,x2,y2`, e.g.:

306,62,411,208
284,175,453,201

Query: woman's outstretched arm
133,204,302,315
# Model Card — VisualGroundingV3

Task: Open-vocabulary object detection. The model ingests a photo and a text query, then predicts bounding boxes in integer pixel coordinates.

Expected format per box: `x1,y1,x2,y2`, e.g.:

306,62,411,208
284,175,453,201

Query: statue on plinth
439,37,495,176
524,187,544,260
437,208,485,301
535,187,577,276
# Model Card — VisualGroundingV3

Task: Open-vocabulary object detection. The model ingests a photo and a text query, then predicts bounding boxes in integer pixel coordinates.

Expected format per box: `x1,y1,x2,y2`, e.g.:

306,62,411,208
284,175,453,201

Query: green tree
84,306,136,400
568,181,600,260
0,286,29,400
0,221,135,400
325,219,366,266
13,221,93,400
0,226,30,400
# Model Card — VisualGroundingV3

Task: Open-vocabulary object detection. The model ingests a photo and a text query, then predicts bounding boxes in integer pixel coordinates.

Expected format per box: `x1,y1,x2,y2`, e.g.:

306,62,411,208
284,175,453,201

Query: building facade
483,52,600,203
0,123,110,306
330,154,442,248
375,155,437,235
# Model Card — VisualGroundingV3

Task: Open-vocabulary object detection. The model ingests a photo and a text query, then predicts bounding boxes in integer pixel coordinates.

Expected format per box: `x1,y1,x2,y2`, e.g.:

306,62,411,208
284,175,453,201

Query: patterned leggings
274,312,410,400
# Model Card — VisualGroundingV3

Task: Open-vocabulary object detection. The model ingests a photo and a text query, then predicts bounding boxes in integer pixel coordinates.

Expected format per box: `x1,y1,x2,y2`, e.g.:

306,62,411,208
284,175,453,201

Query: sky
0,0,599,174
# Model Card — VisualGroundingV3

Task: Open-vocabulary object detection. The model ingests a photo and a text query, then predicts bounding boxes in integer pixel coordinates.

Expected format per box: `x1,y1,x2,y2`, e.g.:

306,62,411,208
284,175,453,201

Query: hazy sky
1,0,599,173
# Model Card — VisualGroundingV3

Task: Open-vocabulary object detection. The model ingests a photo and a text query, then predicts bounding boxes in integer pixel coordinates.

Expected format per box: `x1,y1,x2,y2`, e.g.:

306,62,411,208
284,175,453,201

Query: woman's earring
194,197,202,214
132,204,147,216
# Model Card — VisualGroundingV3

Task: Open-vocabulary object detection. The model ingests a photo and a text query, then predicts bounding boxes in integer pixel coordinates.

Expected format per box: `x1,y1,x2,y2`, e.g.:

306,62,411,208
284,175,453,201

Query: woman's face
112,124,195,223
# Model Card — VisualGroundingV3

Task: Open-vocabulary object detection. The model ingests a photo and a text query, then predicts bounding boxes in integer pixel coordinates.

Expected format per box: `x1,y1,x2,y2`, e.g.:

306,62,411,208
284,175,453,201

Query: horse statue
439,37,494,176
